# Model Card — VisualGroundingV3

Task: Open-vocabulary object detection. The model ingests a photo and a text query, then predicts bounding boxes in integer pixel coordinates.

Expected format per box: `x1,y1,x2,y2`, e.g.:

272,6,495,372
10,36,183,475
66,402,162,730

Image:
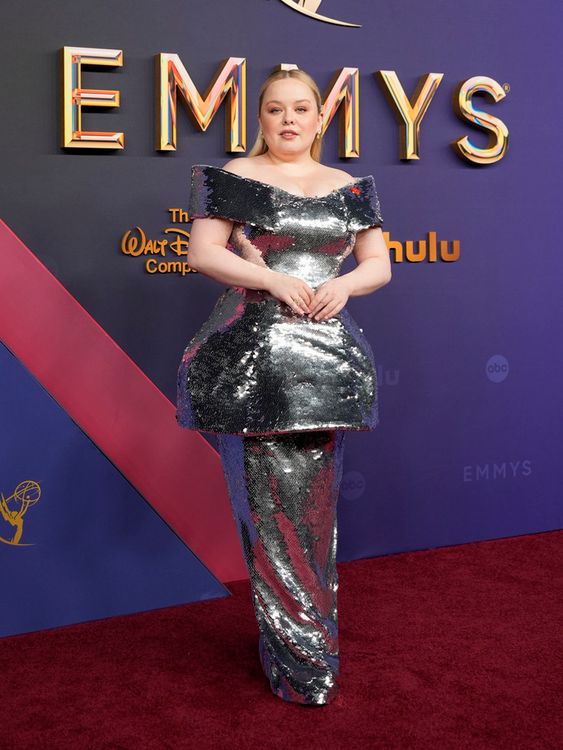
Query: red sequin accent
350,185,361,195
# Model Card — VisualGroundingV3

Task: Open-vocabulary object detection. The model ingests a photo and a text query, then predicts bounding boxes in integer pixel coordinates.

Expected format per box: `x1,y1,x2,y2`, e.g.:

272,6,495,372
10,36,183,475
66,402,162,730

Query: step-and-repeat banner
1,0,561,637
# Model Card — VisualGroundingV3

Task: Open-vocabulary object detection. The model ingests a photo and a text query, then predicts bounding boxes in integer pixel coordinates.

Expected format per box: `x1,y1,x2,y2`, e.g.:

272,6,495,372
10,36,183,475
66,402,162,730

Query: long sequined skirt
217,429,346,705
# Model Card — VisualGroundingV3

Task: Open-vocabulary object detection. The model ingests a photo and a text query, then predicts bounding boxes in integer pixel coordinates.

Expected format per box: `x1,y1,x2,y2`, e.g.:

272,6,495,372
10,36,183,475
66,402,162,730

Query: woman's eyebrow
265,99,312,105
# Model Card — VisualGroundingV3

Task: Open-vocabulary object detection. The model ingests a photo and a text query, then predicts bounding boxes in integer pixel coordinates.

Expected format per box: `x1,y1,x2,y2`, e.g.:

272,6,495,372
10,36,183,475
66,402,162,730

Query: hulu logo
385,231,460,262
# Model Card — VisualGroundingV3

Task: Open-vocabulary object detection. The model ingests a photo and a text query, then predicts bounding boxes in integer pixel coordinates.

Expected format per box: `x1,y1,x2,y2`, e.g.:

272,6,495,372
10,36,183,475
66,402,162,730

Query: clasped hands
265,271,350,321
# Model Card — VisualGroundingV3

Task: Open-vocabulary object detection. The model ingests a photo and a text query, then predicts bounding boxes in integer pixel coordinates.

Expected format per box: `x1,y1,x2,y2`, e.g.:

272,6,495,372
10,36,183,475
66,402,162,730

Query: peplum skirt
176,286,378,436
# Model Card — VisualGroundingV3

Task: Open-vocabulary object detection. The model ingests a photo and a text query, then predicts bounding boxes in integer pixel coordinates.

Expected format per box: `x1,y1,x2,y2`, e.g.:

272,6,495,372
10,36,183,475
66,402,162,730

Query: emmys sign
60,48,509,164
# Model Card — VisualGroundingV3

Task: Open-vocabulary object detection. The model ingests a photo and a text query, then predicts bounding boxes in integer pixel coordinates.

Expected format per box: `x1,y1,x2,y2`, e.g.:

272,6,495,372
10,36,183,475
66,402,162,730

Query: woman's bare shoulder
322,166,356,187
221,157,263,178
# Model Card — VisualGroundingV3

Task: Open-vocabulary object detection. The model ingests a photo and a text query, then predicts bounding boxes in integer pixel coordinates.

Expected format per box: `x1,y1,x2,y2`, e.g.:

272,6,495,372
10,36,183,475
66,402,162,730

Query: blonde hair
248,68,323,161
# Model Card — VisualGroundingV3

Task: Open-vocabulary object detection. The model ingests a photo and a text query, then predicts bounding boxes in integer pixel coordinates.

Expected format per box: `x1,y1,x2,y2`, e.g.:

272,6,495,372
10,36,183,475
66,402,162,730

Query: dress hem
176,421,377,436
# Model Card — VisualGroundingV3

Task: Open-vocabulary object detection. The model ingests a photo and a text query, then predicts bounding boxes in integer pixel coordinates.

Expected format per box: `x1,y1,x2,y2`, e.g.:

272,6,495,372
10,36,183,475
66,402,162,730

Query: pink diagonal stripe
0,218,248,583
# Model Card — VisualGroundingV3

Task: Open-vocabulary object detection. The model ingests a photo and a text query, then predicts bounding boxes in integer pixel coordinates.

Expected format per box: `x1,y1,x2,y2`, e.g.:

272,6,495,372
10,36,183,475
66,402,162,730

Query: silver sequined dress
176,163,384,436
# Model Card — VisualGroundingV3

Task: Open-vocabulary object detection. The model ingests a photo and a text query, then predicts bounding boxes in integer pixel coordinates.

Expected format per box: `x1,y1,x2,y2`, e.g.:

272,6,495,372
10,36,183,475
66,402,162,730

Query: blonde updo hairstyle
248,68,324,161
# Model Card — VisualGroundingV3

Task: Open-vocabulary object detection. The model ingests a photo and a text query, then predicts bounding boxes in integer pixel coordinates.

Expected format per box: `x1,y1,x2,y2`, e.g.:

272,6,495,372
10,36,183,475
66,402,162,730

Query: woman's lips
280,132,298,139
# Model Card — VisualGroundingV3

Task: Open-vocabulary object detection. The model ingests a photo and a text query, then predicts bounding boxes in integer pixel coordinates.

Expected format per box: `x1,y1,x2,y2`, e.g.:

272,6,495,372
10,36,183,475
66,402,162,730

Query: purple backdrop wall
1,0,561,634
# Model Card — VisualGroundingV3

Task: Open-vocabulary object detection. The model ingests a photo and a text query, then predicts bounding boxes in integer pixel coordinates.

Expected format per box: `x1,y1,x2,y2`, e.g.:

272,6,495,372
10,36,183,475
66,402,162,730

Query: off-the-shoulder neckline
194,163,372,201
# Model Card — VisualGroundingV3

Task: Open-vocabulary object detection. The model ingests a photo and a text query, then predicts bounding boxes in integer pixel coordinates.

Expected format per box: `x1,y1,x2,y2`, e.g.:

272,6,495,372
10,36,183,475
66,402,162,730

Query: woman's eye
269,107,307,113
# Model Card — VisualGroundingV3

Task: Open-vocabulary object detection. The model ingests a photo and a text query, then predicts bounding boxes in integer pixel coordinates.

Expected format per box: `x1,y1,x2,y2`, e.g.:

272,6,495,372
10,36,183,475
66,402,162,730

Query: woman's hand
307,277,351,321
264,271,315,316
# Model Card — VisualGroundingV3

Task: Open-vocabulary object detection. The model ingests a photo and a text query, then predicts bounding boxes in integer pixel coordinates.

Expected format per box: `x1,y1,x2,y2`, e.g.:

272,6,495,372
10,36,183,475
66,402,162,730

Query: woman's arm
307,227,391,320
340,226,392,297
188,216,315,315
188,216,272,290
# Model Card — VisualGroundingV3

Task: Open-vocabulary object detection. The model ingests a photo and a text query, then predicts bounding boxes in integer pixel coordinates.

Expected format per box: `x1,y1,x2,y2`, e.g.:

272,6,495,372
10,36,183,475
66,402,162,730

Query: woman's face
259,78,322,158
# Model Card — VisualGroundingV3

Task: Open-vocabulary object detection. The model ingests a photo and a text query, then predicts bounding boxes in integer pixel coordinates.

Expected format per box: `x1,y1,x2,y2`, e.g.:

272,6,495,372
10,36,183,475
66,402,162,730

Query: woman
177,68,391,706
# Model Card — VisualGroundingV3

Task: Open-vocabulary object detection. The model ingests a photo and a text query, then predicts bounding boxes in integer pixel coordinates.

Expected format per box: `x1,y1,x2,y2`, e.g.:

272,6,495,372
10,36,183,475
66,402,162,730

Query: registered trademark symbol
503,83,510,92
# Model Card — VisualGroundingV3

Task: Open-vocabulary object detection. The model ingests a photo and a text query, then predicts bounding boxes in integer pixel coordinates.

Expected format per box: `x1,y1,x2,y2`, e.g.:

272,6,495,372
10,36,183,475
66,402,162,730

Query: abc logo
486,354,509,383
340,470,366,500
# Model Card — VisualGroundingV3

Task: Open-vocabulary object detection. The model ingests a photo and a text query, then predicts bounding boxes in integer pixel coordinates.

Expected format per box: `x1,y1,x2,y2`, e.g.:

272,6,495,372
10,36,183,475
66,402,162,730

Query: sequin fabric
217,429,346,705
176,163,384,436
176,163,384,705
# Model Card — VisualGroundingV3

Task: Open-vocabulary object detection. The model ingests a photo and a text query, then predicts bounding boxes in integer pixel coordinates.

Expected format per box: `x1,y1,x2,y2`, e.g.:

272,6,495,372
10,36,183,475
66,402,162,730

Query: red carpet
1,530,561,749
